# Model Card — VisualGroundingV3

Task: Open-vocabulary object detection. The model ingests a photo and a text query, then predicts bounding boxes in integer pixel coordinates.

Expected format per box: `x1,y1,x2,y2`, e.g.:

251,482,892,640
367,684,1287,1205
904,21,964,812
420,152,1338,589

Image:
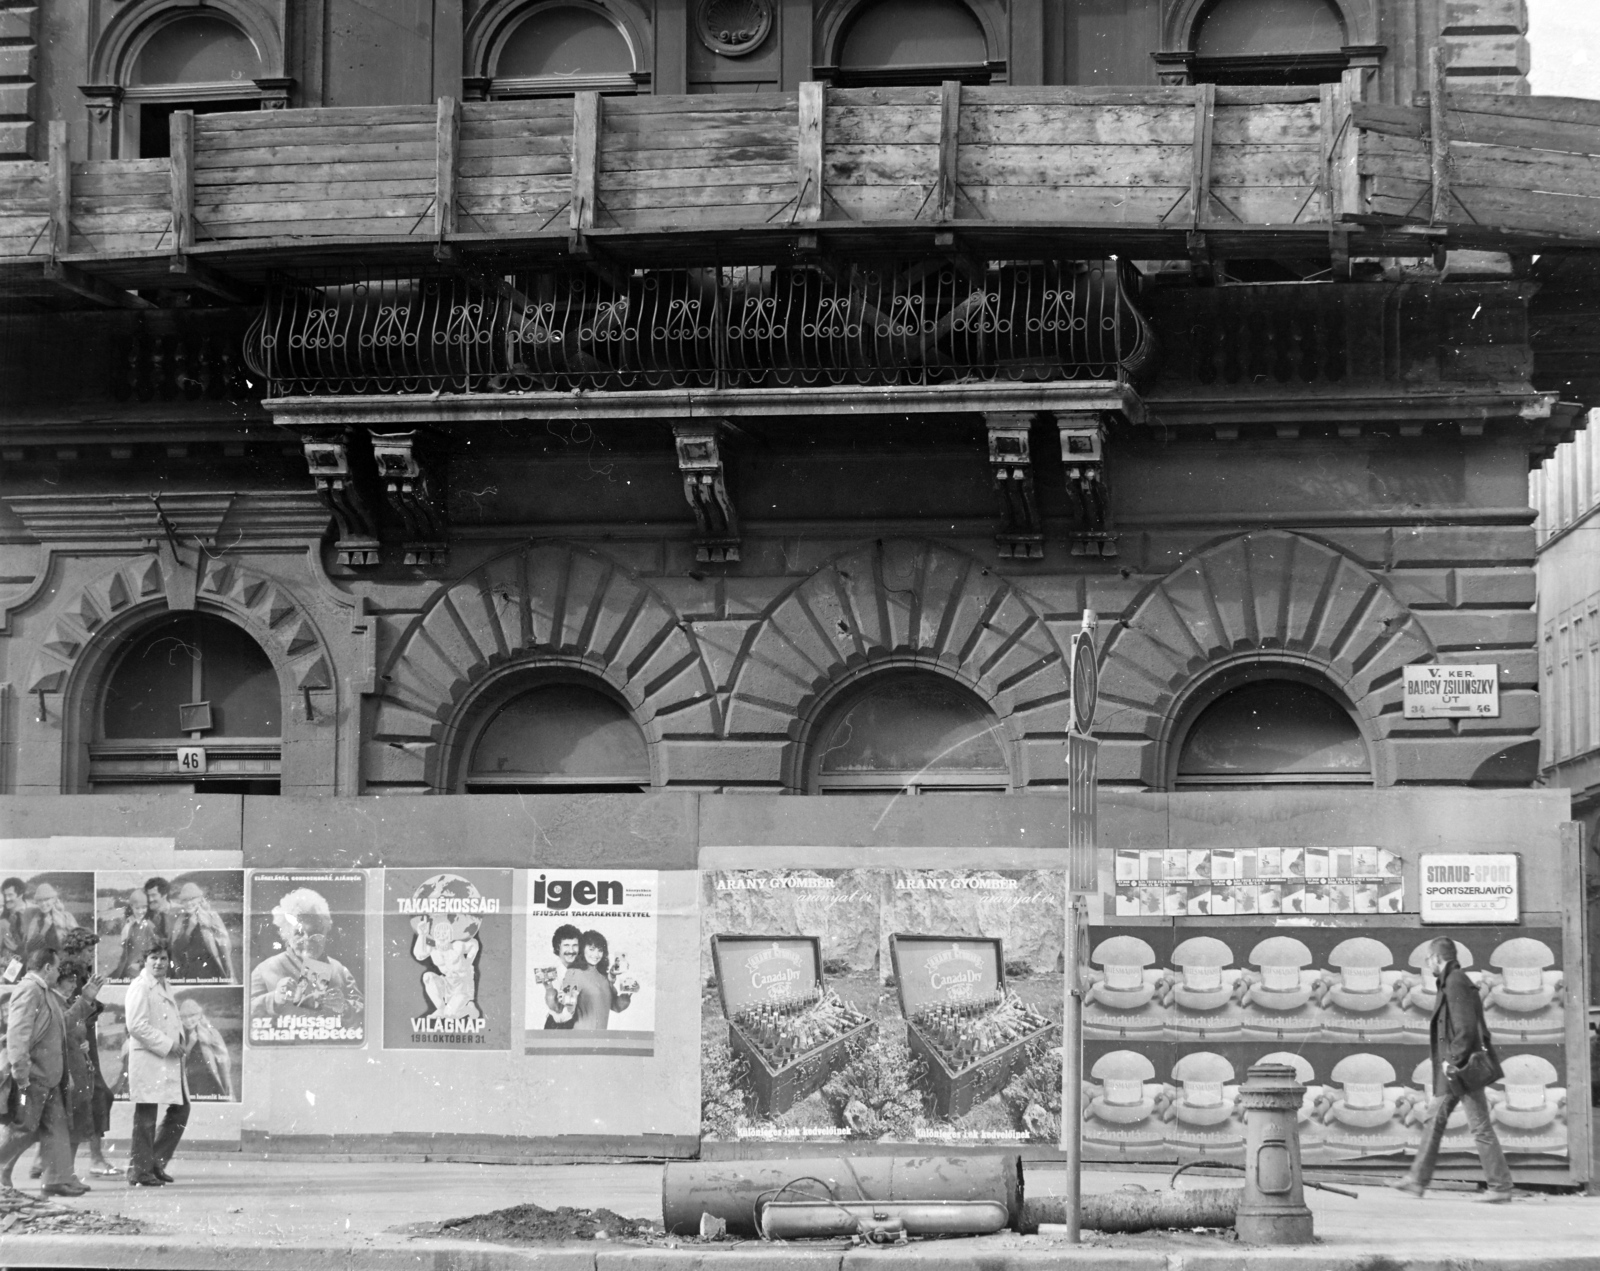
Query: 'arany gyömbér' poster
383,868,513,1050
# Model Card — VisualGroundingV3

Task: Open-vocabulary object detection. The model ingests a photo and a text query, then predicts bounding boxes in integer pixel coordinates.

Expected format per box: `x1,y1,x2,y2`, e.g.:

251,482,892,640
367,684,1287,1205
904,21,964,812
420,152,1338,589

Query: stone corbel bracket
1058,411,1114,557
300,430,380,568
371,429,448,567
985,413,1043,560
673,421,740,563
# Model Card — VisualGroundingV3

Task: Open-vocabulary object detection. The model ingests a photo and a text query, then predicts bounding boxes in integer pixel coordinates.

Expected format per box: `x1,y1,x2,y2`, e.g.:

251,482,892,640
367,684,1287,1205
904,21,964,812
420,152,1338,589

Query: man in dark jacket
1391,936,1515,1201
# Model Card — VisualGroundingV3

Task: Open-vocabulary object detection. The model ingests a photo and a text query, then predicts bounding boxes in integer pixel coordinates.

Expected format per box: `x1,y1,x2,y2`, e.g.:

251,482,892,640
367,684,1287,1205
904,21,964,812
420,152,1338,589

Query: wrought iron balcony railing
244,259,1151,398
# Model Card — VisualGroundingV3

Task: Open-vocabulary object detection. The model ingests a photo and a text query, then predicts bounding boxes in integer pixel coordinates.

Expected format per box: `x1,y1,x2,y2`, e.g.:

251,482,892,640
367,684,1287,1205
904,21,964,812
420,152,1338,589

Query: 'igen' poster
383,868,513,1050
524,869,658,1057
246,871,369,1046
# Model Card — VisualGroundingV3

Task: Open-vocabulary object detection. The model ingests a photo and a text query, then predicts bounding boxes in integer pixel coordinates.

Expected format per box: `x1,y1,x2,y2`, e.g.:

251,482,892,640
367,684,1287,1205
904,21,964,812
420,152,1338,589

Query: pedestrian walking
0,947,88,1196
124,944,191,1187
1391,935,1518,1201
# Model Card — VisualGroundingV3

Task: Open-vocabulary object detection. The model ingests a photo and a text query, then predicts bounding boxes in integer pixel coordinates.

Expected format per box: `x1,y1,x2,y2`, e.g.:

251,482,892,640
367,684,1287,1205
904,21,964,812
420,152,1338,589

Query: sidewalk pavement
0,1157,1595,1271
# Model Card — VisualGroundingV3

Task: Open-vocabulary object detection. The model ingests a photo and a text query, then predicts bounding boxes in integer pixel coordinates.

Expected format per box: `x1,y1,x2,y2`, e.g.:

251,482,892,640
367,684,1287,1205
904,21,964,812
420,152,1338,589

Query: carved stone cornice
2,491,330,546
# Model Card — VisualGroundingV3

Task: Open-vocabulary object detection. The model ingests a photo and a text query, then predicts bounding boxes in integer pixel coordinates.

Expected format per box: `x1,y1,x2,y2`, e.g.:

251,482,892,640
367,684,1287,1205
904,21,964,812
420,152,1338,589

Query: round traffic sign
1071,629,1098,734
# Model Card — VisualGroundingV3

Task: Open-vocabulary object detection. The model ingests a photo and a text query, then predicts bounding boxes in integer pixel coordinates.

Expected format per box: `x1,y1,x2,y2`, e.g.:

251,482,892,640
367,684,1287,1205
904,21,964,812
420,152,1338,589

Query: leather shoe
1387,1178,1425,1198
41,1181,90,1197
1478,1189,1521,1204
152,1165,174,1184
127,1172,165,1187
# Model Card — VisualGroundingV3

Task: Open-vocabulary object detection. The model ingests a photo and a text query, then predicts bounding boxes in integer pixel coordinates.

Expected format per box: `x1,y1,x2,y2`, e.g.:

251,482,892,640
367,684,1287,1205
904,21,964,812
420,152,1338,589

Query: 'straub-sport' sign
1403,664,1499,719
1419,853,1520,924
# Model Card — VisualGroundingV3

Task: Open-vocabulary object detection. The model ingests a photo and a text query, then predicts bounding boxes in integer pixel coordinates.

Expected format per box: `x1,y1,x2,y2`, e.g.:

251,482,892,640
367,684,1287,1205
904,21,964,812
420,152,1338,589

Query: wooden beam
796,80,824,225
167,254,253,305
571,91,600,235
1429,46,1450,226
937,79,961,222
47,119,69,259
43,260,155,309
435,95,459,240
168,110,194,253
1190,81,1215,228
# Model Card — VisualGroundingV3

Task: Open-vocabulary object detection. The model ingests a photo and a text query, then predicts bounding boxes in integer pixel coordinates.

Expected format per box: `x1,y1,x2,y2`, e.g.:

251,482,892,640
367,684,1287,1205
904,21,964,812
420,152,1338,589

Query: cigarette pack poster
383,868,513,1050
524,870,658,1057
700,869,884,1144
0,870,96,982
96,984,245,1103
93,869,244,984
1081,920,1568,1163
246,871,369,1046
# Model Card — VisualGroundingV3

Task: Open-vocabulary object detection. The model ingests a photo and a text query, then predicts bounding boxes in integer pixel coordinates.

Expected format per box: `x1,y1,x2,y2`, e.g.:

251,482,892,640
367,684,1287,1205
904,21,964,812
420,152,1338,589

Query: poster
1,869,96,980
699,868,1065,1148
383,868,513,1050
1112,847,1402,917
524,869,658,1057
246,871,369,1046
95,985,245,1104
1081,920,1567,1163
93,869,244,984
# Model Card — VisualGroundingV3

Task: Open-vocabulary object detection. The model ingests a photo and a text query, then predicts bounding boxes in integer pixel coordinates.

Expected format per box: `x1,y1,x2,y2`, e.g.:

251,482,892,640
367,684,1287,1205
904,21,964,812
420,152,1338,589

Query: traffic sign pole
1062,608,1099,1245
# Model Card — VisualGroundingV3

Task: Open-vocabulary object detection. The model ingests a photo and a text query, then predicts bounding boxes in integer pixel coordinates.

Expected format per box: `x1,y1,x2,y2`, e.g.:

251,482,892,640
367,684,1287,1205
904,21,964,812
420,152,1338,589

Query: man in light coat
124,944,191,1187
0,947,85,1195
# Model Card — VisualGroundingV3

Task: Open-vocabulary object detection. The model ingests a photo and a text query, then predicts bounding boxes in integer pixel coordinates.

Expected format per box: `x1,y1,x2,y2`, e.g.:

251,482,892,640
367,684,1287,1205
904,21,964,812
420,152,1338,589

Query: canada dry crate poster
700,868,1065,1147
523,869,658,1057
383,868,513,1050
247,871,369,1046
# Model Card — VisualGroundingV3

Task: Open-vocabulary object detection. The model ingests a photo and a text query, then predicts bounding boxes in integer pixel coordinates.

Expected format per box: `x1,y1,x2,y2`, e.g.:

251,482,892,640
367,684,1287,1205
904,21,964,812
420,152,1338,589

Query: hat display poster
1081,920,1568,1163
382,868,513,1051
1,870,96,982
246,871,369,1047
97,983,245,1104
93,869,245,985
524,869,659,1058
700,868,1066,1149
1112,847,1403,916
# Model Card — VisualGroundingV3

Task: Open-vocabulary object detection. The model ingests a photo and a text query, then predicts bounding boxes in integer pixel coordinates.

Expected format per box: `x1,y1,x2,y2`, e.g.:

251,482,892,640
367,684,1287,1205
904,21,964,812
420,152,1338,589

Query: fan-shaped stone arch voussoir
372,543,716,744
1095,530,1438,736
724,539,1069,739
29,554,331,696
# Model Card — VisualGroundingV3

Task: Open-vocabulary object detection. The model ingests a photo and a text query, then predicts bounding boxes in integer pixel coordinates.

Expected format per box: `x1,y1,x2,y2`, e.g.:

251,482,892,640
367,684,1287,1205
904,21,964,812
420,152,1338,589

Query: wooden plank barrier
3,87,1600,272
190,104,438,242
1354,93,1600,239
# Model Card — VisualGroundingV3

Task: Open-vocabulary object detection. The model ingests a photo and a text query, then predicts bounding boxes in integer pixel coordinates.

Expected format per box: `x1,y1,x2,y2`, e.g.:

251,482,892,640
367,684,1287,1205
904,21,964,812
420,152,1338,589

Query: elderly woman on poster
250,887,362,1021
123,945,191,1187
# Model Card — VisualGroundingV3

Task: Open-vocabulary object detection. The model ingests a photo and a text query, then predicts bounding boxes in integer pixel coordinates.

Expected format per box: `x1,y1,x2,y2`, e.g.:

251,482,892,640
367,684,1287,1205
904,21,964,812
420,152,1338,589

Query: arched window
121,14,266,158
92,613,282,793
831,0,992,88
487,4,638,97
462,681,650,792
808,673,1010,794
1189,0,1348,85
1175,679,1370,787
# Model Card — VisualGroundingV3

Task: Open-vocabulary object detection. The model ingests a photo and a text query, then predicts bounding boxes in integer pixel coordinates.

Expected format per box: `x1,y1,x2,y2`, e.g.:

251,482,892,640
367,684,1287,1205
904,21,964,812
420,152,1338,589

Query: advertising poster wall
247,871,369,1046
383,868,513,1050
524,869,658,1057
2,869,96,979
1082,920,1568,1163
96,983,245,1104
94,869,244,984
700,868,1065,1148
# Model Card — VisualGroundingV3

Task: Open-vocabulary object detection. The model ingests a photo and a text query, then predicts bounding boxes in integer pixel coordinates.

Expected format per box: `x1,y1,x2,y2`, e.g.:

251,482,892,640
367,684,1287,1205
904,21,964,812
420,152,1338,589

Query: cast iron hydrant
1233,1062,1313,1244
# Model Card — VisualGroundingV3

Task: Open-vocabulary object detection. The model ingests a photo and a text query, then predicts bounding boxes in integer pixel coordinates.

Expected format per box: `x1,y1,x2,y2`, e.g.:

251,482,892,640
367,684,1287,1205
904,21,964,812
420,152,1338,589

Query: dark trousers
130,1098,188,1176
0,1085,71,1186
1405,1085,1514,1192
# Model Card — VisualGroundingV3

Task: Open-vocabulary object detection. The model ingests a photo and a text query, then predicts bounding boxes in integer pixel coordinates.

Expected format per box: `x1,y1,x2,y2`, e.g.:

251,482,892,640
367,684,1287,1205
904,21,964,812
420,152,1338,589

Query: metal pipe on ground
661,1155,1024,1236
1023,1187,1240,1234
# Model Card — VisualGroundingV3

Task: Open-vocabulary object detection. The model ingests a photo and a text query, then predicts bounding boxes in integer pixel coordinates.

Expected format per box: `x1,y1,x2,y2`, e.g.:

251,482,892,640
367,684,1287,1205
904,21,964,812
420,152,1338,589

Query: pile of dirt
0,1190,142,1236
420,1202,660,1244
